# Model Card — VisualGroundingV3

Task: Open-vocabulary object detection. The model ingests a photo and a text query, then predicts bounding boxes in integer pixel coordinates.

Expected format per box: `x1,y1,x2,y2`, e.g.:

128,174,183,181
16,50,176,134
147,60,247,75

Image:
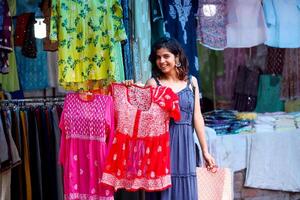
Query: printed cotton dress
59,93,115,200
101,83,180,191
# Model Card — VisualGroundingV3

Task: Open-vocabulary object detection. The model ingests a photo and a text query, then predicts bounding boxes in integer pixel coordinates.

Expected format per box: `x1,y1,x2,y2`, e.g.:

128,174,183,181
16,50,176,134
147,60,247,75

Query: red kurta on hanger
101,83,180,191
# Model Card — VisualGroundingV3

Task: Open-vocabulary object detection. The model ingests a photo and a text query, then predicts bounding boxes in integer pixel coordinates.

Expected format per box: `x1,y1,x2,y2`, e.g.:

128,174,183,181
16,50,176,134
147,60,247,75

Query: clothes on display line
0,102,64,200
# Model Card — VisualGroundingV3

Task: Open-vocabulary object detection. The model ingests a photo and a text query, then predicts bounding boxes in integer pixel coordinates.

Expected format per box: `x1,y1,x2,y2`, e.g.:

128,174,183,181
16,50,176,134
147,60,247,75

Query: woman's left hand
203,151,216,170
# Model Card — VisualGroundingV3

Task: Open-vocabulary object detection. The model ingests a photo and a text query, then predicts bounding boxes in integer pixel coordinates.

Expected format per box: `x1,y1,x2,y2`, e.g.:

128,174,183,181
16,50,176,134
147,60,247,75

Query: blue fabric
203,110,252,135
161,0,200,82
145,80,196,200
263,0,300,48
146,79,197,200
16,0,41,16
164,85,197,200
121,0,134,80
0,1,4,29
15,39,48,90
150,0,166,45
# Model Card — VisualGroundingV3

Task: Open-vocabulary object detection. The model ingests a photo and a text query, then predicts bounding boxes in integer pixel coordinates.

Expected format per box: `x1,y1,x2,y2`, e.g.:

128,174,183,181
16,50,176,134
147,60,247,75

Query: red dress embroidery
101,83,180,191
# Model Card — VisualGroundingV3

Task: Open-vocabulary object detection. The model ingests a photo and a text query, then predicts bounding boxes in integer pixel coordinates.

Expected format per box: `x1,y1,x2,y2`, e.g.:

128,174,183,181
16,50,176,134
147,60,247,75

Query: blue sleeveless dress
148,78,198,200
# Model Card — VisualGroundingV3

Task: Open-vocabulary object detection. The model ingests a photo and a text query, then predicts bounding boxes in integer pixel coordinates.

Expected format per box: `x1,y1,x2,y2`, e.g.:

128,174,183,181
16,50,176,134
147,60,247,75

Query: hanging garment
0,110,21,200
226,0,266,48
47,51,67,93
161,0,200,81
215,48,247,102
120,0,134,80
47,51,58,88
0,45,21,92
102,83,180,191
1,110,21,169
265,47,285,75
20,110,33,200
51,107,64,200
233,65,260,111
0,169,11,200
198,45,224,100
16,0,40,16
59,93,115,200
10,108,25,200
7,0,16,16
0,113,10,171
21,13,37,58
285,99,300,112
263,0,300,48
150,0,166,45
50,0,127,90
14,13,31,47
114,42,125,82
196,0,227,50
25,108,43,200
255,75,284,113
132,0,152,83
281,48,300,100
0,0,13,74
41,0,58,51
15,39,49,90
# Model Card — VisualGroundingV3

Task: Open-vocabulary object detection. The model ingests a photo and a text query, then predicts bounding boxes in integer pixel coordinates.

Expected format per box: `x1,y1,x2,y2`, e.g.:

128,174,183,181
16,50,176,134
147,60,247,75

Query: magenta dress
59,93,115,200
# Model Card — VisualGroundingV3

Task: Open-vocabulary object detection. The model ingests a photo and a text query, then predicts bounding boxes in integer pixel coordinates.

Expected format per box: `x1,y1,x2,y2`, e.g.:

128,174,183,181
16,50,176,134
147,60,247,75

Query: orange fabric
20,111,32,200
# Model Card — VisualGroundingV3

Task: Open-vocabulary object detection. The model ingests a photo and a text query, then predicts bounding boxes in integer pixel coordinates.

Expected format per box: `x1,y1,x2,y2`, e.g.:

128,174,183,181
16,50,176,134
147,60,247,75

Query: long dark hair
149,37,189,80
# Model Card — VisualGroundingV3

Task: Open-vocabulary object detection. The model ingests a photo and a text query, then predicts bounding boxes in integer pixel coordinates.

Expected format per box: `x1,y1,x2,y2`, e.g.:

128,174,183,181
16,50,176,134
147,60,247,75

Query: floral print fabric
196,0,227,50
50,0,127,90
101,83,180,191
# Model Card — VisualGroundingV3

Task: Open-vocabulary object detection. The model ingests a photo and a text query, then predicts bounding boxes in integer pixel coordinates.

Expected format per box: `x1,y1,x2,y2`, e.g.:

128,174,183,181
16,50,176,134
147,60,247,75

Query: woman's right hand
122,80,134,86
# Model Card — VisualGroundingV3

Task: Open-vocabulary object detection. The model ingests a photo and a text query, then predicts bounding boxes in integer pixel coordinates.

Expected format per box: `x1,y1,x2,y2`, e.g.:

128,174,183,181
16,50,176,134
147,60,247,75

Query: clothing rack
0,97,65,106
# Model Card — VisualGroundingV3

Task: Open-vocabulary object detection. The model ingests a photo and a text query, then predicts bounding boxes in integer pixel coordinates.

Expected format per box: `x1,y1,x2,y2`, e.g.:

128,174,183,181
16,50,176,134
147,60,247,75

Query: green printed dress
50,0,127,90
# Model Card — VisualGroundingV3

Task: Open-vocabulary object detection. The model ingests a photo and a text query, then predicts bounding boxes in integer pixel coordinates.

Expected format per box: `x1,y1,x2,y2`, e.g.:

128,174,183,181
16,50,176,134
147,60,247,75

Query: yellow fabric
50,0,127,90
20,111,32,200
236,112,257,120
7,0,16,16
285,100,300,112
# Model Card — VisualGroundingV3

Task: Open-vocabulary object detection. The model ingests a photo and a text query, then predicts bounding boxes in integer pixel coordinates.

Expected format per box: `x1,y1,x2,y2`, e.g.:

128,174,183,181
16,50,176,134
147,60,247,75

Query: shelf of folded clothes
204,110,300,135
203,110,255,135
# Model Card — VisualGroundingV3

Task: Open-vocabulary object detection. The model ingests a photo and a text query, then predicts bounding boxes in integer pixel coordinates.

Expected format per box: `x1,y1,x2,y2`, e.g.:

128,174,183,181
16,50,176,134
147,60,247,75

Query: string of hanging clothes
0,98,64,200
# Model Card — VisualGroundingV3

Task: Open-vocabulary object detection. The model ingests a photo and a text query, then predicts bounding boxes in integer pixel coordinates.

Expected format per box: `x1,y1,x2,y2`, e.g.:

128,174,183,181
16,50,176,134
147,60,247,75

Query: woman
124,37,215,199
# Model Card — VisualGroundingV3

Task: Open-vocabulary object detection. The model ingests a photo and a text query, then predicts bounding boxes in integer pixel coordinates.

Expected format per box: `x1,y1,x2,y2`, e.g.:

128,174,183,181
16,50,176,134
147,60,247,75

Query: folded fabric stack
254,114,276,132
293,113,300,129
274,114,297,131
203,110,254,135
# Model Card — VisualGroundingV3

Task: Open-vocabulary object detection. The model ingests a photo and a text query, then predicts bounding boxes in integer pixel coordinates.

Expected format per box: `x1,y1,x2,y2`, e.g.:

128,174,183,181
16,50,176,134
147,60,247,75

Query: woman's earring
176,62,181,67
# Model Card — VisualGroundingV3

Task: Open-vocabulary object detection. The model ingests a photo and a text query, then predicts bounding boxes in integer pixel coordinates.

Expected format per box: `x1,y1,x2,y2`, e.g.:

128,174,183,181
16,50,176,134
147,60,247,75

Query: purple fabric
215,48,247,101
281,48,300,100
0,0,12,74
196,0,227,50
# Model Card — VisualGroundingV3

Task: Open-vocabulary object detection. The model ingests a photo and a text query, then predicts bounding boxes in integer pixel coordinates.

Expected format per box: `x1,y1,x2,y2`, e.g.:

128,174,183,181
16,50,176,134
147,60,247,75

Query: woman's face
155,48,177,74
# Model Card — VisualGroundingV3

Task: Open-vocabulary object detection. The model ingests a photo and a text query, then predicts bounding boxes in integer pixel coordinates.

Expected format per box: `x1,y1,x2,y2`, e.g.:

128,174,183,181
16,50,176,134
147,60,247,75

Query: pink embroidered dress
101,83,180,191
59,93,114,200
